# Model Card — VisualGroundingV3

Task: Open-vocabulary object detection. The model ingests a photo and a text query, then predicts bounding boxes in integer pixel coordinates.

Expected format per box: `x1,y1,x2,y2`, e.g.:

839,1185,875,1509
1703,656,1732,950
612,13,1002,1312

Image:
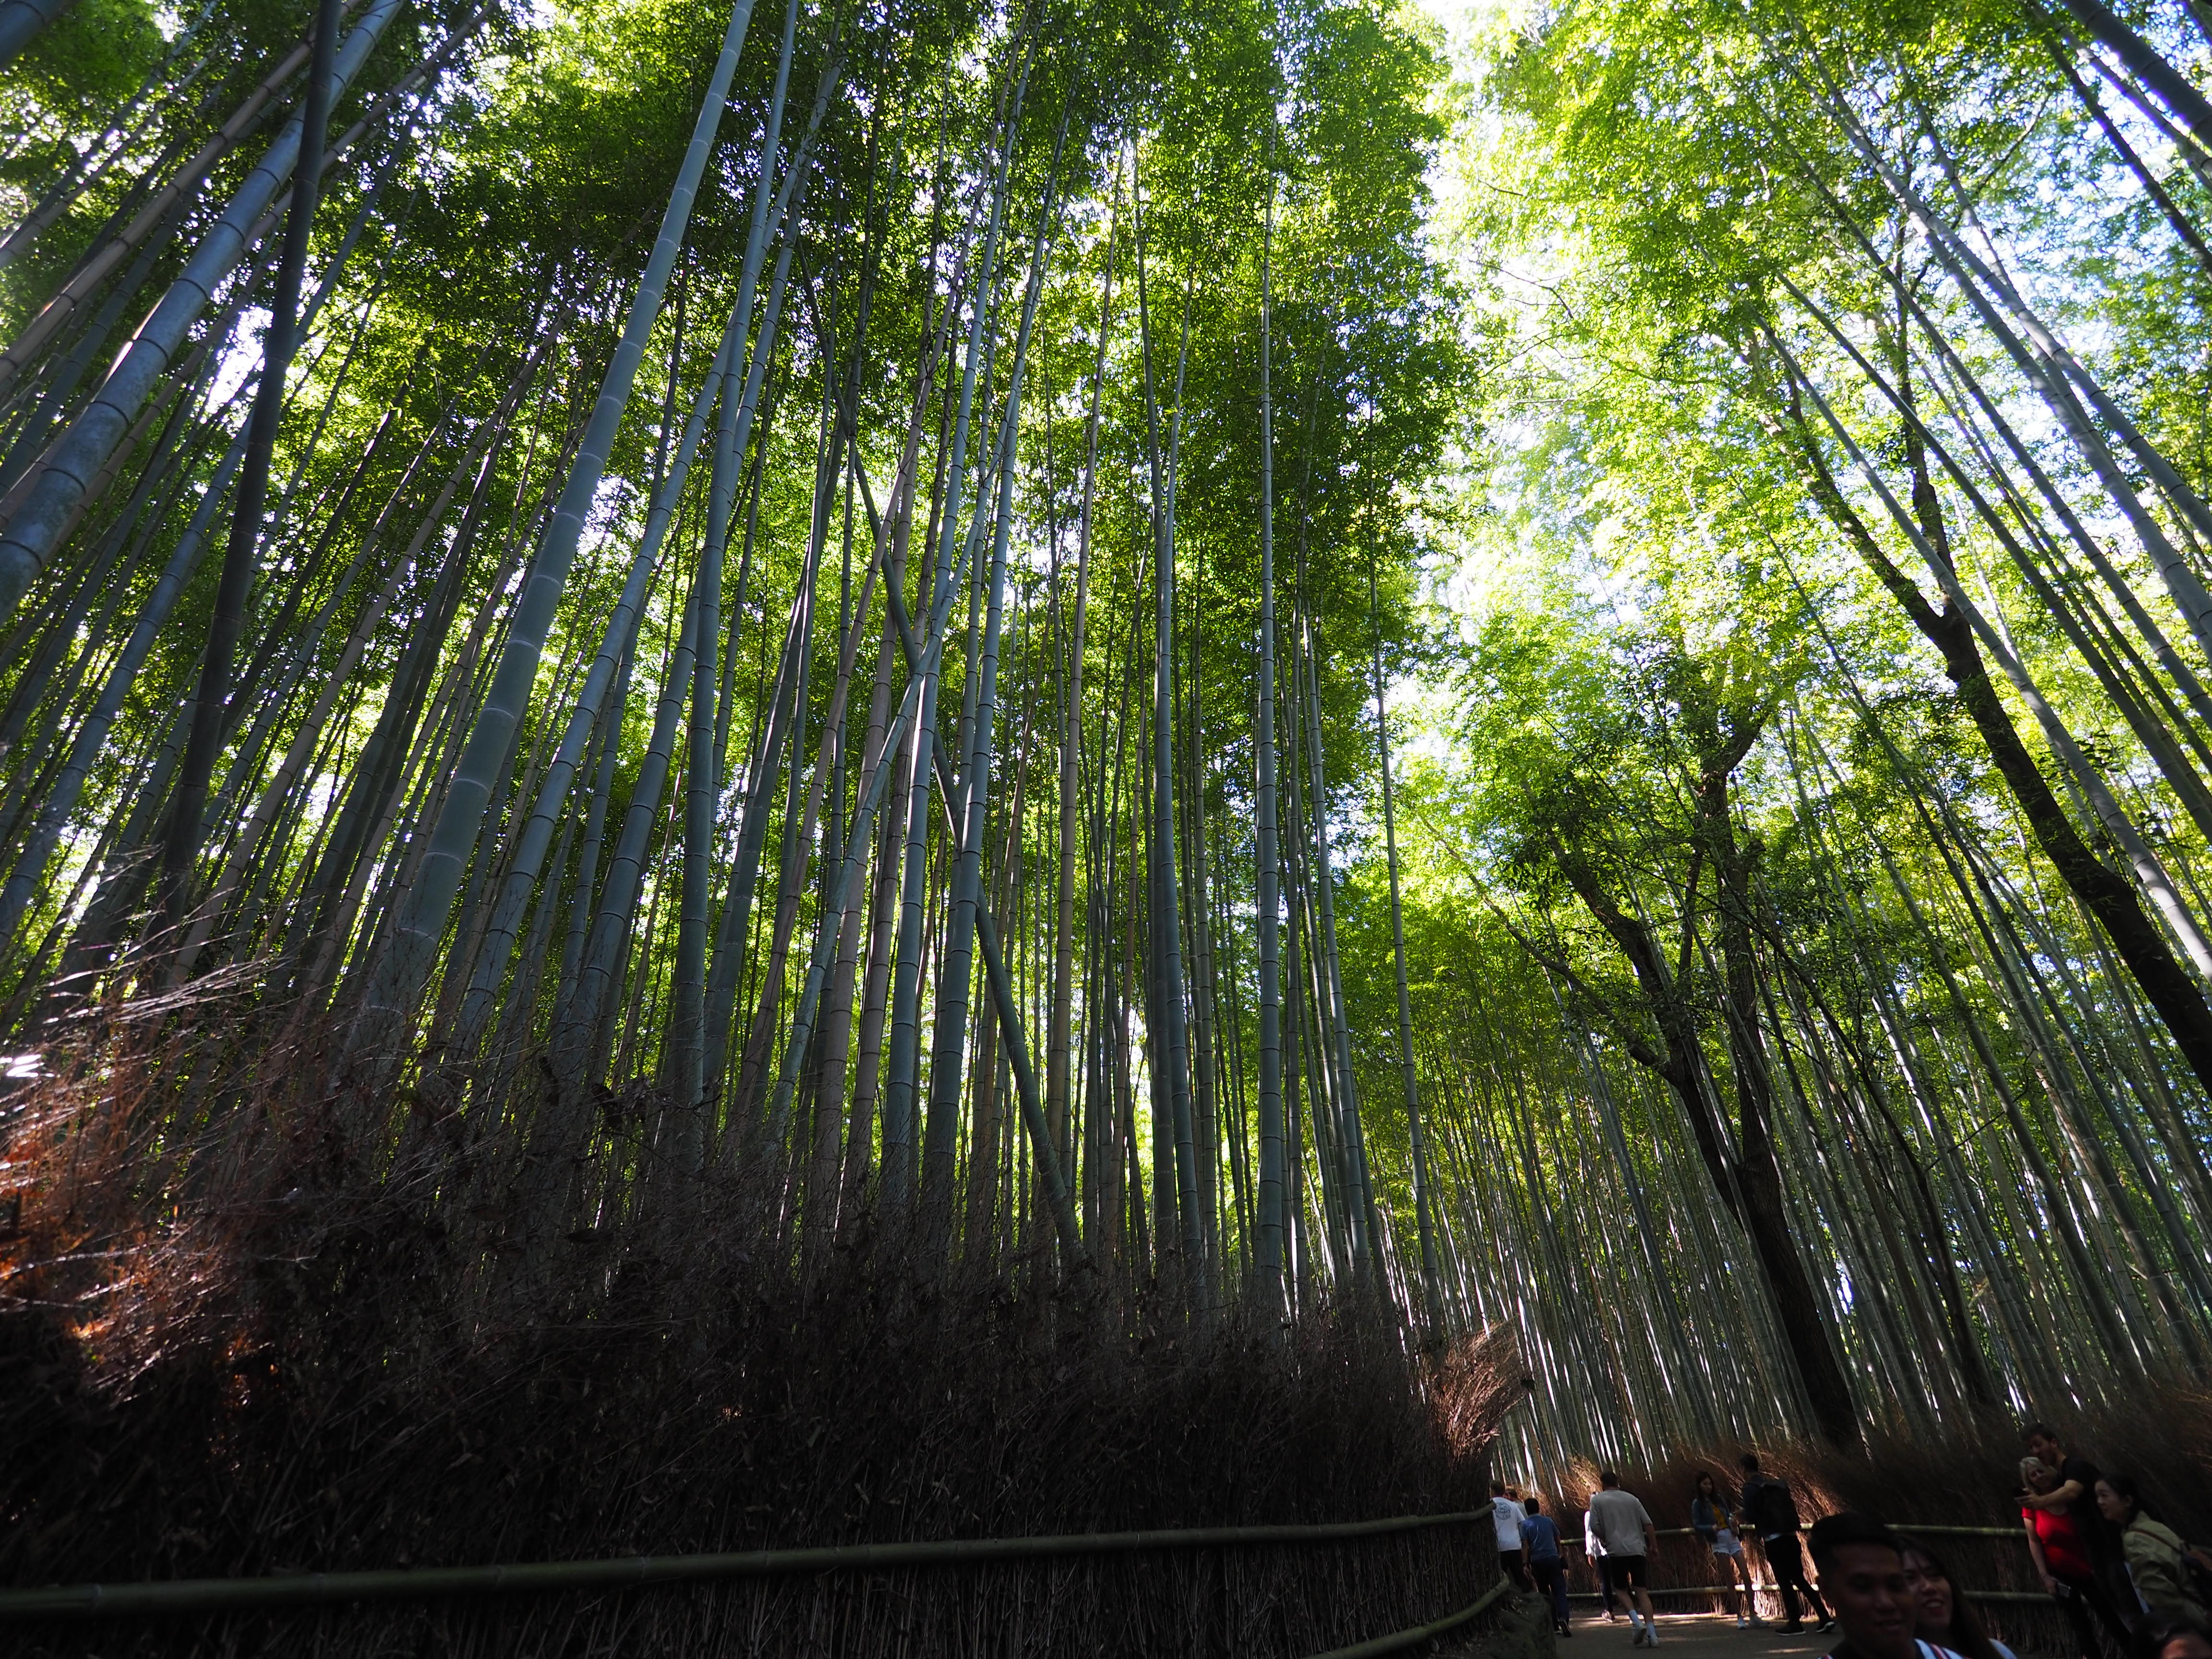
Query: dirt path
1559,1610,1839,1659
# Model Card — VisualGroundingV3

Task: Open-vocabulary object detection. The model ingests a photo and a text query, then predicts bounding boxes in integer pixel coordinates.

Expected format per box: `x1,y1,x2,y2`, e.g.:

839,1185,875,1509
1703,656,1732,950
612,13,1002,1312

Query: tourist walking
1693,1469,1758,1629
2020,1455,2123,1658
1898,1533,2019,1659
1588,1471,1662,1647
1741,1453,1835,1635
2094,1474,2211,1634
1526,1494,1573,1636
1805,1513,1936,1659
1496,1480,1533,1589
1587,1501,1619,1622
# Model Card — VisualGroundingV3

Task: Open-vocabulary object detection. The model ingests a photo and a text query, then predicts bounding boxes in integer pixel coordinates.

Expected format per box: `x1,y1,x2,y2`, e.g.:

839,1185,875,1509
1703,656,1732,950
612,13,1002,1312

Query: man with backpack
1742,1452,1835,1635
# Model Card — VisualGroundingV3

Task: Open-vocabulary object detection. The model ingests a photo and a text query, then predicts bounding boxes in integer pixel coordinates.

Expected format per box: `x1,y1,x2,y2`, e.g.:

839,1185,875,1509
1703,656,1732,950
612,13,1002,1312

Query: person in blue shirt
1524,1494,1573,1636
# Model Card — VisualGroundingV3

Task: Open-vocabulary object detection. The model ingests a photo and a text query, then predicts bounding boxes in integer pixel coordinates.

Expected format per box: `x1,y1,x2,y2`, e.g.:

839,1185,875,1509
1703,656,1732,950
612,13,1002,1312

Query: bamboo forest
2,0,2212,1647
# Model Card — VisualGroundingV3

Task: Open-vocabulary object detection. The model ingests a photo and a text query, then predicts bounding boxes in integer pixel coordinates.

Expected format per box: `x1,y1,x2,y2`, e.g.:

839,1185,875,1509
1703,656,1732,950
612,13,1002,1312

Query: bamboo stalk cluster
0,0,1464,1354
1433,0,2212,1473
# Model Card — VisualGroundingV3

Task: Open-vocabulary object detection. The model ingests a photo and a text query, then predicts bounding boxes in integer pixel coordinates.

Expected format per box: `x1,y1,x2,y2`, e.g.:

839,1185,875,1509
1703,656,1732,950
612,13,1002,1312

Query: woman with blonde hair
2020,1455,2107,1658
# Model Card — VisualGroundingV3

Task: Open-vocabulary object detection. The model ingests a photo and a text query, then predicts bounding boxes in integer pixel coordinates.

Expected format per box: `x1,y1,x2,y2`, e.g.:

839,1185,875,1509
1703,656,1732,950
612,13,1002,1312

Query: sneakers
1817,1622,1837,1634
1736,1617,1750,1630
1631,1629,1649,1648
1780,1623,1805,1635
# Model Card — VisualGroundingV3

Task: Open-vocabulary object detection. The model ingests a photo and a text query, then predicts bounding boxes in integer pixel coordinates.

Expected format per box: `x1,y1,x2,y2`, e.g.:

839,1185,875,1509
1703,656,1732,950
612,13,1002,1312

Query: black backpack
1745,1476,1800,1536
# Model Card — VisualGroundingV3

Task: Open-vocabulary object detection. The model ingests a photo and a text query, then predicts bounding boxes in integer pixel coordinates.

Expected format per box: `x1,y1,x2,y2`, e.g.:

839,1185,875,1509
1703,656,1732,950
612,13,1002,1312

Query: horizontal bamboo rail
1889,1526,2031,1539
1566,1588,2046,1603
0,1509,1489,1621
1649,1525,2024,1539
1310,1576,1514,1659
0,1508,2045,1648
1570,1523,2043,1608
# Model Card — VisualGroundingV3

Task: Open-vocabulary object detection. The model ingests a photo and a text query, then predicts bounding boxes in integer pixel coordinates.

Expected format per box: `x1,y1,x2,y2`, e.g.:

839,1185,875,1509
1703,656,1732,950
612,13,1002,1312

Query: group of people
1492,1473,1669,1647
1492,1456,1833,1645
2015,1424,2212,1656
1804,1512,2209,1659
1489,1427,2212,1659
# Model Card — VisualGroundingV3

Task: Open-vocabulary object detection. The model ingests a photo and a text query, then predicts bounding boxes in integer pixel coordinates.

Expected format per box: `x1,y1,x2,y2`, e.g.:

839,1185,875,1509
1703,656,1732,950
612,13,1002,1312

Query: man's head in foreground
1808,1513,1913,1659
2146,1624,2212,1659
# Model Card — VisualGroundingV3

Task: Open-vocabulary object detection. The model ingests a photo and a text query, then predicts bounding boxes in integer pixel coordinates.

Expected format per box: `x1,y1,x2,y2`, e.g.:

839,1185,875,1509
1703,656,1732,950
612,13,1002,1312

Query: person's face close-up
2025,1464,2055,1495
2158,1633,2212,1659
2094,1481,2130,1524
2028,1433,2062,1467
1823,1543,1917,1659
1900,1551,1953,1635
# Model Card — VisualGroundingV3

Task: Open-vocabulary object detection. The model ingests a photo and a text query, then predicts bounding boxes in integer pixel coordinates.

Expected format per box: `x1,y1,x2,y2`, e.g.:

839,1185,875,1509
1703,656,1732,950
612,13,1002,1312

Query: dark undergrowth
0,1008,1517,1657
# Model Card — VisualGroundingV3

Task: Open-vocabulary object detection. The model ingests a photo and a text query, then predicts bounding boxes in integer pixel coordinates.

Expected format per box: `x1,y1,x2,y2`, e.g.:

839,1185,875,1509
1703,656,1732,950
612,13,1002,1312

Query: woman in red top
2023,1456,2101,1659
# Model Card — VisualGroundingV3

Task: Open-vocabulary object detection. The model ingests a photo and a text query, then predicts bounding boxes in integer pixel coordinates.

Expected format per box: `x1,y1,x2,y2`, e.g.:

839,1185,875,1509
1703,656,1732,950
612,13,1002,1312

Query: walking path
1563,1612,1835,1659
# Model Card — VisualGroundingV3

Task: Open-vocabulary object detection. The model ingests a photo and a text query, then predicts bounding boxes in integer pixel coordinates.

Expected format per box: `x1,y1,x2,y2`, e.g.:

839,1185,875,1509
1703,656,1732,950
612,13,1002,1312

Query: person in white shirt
1587,1471,1661,1646
1495,1480,1533,1588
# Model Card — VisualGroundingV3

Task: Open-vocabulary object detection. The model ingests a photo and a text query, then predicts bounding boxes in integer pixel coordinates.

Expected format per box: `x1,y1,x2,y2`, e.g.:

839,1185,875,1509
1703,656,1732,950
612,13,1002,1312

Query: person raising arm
2020,1455,2117,1659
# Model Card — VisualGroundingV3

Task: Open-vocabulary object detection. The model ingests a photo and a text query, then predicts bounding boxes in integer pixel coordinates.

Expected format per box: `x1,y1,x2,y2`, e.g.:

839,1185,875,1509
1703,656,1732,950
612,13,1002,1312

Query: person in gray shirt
1588,1472,1661,1646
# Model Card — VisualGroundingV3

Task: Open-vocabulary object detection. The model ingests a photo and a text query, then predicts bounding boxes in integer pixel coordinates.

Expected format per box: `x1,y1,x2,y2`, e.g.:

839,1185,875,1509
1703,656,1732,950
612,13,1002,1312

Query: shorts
1711,1527,1743,1558
1611,1554,1649,1590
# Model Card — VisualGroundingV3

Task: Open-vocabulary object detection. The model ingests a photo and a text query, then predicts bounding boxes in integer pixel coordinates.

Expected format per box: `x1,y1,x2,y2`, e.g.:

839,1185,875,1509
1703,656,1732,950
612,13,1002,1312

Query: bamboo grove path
1570,1615,1833,1659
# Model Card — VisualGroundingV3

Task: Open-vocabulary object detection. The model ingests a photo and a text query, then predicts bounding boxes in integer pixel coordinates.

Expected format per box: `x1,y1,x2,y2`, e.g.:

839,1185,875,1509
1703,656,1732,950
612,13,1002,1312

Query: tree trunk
1780,384,2212,1104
